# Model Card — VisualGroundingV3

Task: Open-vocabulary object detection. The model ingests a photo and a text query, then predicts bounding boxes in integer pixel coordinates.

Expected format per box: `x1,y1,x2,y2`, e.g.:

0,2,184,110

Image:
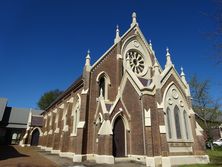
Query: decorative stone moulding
168,98,173,105
180,100,184,107
133,40,139,48
172,88,179,99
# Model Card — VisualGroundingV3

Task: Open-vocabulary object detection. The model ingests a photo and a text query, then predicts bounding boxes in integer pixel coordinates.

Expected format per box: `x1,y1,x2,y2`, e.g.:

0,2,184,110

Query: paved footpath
0,145,146,167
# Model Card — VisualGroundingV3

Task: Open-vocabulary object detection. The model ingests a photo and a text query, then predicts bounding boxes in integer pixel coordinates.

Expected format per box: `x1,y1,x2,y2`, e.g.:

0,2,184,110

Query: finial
131,12,138,27
114,24,120,44
165,47,173,68
180,66,187,84
85,50,91,67
180,67,185,77
154,58,160,75
86,50,90,58
149,40,152,48
154,58,159,67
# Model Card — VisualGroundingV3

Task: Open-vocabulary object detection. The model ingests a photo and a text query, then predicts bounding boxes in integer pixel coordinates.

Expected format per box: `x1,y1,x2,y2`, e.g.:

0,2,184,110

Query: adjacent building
0,98,43,145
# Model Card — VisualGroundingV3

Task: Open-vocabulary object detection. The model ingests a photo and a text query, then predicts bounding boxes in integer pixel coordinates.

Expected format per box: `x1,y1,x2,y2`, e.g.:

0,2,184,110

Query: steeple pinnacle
85,50,91,67
165,47,173,68
114,25,120,44
131,12,138,27
180,67,187,84
149,40,152,49
154,58,160,75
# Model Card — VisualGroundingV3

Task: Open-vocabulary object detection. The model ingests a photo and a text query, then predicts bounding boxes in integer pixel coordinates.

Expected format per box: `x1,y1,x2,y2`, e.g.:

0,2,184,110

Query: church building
26,13,209,166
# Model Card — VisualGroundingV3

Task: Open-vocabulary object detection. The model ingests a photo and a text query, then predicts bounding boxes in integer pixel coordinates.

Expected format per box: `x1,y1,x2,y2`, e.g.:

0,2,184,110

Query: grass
180,147,222,167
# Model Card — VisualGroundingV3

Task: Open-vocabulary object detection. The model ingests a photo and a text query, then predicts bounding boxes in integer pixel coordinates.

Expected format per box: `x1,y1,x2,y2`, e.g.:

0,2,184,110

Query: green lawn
180,147,222,167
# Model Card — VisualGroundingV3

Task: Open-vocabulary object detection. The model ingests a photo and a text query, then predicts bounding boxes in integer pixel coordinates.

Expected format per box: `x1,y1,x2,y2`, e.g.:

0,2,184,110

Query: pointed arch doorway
113,116,125,157
31,128,40,146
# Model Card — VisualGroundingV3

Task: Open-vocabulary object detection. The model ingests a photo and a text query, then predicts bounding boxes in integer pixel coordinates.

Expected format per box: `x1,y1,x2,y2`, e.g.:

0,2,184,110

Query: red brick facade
26,13,209,166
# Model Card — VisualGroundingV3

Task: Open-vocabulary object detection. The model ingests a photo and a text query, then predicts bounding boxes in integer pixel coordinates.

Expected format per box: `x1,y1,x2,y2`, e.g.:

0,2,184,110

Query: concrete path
34,147,146,167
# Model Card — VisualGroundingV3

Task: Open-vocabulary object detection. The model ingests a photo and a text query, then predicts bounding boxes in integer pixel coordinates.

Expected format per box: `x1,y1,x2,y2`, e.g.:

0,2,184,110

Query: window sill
167,138,194,143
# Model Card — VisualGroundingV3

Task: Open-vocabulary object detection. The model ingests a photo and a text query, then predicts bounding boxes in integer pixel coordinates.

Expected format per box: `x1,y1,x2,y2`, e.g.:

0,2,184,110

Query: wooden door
31,129,40,146
113,116,125,157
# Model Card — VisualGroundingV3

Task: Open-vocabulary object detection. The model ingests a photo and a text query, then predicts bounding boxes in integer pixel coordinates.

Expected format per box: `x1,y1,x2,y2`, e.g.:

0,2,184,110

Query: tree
37,89,63,110
189,75,221,140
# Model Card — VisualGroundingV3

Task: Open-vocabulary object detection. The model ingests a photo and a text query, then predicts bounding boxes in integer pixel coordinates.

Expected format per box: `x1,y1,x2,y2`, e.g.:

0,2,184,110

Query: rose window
126,50,145,75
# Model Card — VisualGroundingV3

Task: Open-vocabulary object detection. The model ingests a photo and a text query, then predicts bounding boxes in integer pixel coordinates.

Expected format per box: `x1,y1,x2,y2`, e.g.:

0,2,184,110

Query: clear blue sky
0,0,221,109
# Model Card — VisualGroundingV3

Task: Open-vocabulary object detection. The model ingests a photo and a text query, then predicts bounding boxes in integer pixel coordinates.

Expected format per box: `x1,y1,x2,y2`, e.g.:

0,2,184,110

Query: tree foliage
189,75,221,139
37,89,63,110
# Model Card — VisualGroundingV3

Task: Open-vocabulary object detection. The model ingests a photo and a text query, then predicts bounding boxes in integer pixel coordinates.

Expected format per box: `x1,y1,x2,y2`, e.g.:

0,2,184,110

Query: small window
99,77,105,97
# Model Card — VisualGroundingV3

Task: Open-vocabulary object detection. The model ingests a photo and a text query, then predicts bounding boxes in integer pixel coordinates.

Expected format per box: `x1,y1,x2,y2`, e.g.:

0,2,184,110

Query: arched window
96,71,111,100
99,77,105,97
183,110,189,139
71,95,81,136
166,107,172,139
174,106,182,139
164,84,193,141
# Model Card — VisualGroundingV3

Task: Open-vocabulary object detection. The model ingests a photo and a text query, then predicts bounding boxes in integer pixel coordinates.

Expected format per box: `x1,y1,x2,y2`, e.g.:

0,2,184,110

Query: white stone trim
51,149,60,154
98,120,113,135
52,108,57,113
59,103,64,109
159,125,166,134
169,146,193,153
30,127,43,136
67,97,74,103
73,154,84,162
144,109,151,127
45,147,53,151
169,155,209,166
77,121,85,128
95,155,114,164
59,152,75,159
48,129,53,134
81,89,88,95
54,128,60,133
62,125,69,132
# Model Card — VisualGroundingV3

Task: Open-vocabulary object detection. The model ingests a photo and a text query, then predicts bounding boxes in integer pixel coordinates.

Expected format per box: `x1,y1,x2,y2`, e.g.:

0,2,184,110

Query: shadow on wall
0,145,29,160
